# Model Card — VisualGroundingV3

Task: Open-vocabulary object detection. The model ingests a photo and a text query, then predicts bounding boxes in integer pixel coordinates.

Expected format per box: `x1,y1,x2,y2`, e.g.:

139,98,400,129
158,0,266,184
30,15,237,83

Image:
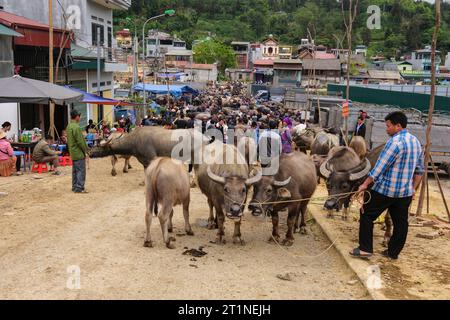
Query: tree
193,39,236,74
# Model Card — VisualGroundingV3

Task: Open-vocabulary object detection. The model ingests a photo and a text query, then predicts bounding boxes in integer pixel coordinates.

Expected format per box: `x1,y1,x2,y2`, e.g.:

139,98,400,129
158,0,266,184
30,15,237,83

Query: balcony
91,0,131,10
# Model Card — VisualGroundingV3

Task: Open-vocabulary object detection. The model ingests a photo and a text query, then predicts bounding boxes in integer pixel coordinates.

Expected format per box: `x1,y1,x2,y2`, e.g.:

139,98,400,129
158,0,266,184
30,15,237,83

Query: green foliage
114,0,450,58
193,39,236,74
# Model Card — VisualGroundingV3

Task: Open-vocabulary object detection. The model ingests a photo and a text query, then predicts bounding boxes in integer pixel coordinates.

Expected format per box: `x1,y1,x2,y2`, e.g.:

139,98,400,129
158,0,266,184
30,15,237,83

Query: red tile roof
253,59,274,66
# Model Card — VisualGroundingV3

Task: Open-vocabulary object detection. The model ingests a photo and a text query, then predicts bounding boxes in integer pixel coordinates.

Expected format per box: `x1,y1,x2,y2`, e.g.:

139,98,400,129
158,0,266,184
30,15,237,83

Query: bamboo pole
416,0,441,216
48,0,56,138
430,155,450,221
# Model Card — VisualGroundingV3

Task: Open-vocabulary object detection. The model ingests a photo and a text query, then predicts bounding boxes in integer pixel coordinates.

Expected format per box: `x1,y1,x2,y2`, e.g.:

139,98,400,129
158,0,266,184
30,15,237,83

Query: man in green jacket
66,110,89,193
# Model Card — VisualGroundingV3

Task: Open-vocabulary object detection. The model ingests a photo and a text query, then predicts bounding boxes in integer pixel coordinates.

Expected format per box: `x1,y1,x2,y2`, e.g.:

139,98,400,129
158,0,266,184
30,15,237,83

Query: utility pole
97,26,101,96
48,0,56,137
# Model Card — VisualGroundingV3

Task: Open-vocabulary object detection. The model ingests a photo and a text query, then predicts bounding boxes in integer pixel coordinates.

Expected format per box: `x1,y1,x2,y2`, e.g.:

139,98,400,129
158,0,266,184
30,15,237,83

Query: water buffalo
100,132,132,176
311,131,340,156
349,136,368,161
194,141,262,245
320,146,371,220
320,144,393,245
143,157,193,249
89,126,208,169
249,152,317,246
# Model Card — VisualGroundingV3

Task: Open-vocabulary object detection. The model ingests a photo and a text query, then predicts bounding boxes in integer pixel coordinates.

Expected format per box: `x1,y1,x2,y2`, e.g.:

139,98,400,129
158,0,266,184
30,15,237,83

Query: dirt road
0,157,370,300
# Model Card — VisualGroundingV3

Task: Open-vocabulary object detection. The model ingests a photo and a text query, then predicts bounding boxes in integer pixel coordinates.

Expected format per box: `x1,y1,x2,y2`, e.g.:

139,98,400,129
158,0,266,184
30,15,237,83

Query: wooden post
430,155,450,221
48,0,55,137
416,0,441,216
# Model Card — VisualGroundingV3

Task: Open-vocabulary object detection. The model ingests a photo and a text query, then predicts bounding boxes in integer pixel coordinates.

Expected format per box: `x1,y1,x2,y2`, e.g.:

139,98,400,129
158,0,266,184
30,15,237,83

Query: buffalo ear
277,188,291,199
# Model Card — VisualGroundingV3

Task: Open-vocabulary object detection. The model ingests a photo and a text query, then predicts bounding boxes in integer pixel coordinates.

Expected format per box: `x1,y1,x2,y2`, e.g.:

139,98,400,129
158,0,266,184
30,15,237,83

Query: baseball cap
70,109,81,118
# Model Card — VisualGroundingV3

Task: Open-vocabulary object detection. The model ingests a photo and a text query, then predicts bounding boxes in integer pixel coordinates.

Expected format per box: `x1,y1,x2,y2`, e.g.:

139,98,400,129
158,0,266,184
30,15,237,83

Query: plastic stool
31,162,49,174
64,156,73,166
58,156,67,166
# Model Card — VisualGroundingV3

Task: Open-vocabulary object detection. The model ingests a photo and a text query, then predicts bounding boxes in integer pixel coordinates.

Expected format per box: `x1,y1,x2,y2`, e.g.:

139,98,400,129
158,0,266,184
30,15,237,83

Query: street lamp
142,9,175,108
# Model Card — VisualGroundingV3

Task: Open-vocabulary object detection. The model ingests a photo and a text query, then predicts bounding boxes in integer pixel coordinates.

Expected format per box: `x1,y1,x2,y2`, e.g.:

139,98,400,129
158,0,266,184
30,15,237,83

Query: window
147,39,156,45
160,39,173,46
99,18,104,23
92,23,105,46
107,81,112,85
239,74,243,80
91,16,98,21
107,21,112,25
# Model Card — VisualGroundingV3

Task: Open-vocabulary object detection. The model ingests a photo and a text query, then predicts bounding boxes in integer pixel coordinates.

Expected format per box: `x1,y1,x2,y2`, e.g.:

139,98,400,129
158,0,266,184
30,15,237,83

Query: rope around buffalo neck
252,190,371,259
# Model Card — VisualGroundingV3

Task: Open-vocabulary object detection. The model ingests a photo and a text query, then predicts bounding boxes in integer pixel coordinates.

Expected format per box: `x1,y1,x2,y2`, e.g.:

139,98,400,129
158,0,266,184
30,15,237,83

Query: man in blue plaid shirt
350,111,424,260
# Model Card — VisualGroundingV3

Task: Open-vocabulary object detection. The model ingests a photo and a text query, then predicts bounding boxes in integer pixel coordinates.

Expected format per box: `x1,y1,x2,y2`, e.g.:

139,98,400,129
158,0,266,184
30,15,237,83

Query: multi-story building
146,30,186,58
0,0,131,126
261,35,279,60
408,46,441,72
231,41,250,69
445,53,450,70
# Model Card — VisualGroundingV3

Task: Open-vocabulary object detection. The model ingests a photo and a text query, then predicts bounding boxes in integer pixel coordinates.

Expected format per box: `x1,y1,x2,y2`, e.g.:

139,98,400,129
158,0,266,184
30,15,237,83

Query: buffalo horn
207,166,226,185
320,160,331,179
245,168,263,186
349,159,372,181
273,176,291,187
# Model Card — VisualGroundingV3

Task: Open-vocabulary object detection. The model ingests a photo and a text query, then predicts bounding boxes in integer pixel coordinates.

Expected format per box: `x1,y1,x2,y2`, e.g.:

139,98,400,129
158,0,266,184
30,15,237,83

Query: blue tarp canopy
65,86,136,106
133,83,199,97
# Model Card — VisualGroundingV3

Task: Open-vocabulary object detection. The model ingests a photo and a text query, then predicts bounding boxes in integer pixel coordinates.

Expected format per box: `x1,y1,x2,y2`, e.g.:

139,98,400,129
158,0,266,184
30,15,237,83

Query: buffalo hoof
111,170,117,177
143,241,153,248
123,170,128,174
327,211,334,219
382,237,390,247
213,237,226,245
268,235,280,243
128,165,132,169
207,221,217,230
168,227,173,233
282,238,294,247
186,230,195,236
166,242,176,249
233,237,246,246
139,181,145,187
300,226,307,235
169,236,176,242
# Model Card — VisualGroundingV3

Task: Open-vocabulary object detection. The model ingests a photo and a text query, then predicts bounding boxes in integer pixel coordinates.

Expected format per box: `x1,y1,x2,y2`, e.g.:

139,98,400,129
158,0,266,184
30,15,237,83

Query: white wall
446,54,450,69
0,103,19,137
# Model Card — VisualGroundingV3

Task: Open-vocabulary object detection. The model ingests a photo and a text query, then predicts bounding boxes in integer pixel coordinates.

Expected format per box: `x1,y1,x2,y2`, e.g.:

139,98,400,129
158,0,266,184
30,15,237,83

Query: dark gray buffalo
249,152,317,246
320,146,371,220
90,126,208,169
195,142,262,245
320,145,393,246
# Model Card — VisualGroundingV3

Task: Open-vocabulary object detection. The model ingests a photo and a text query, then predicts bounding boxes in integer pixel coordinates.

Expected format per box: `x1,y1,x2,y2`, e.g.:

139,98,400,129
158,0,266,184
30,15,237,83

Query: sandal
349,248,372,259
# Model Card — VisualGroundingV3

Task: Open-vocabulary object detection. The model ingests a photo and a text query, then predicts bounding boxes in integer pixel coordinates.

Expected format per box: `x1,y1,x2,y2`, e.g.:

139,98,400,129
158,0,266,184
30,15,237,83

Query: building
407,46,441,72
367,70,403,84
164,60,218,83
261,34,279,60
299,51,337,60
272,59,302,87
445,53,450,69
249,43,262,66
0,0,132,128
355,45,367,57
225,69,252,82
0,10,73,135
116,28,132,50
165,49,192,64
278,45,292,60
253,59,274,83
0,20,23,137
302,59,341,84
146,30,186,58
231,41,250,69
383,61,413,73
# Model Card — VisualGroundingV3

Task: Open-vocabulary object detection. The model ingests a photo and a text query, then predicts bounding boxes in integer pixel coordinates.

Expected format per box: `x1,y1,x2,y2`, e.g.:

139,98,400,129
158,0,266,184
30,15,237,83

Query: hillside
114,0,450,59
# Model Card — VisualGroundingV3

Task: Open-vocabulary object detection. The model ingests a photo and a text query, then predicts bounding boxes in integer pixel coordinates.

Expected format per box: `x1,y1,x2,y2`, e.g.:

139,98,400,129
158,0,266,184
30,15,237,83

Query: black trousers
359,190,412,258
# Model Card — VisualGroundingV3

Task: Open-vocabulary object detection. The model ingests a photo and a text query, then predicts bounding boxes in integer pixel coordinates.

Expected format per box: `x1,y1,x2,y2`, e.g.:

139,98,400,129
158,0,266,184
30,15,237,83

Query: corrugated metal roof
0,23,23,37
302,59,341,71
